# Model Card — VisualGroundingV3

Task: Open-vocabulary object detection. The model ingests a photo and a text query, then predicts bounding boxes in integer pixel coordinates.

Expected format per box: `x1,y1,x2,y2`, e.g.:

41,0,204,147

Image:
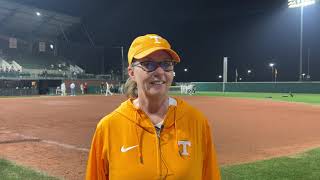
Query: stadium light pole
307,48,311,79
269,63,275,82
120,46,124,81
288,0,315,81
247,69,252,82
112,46,125,81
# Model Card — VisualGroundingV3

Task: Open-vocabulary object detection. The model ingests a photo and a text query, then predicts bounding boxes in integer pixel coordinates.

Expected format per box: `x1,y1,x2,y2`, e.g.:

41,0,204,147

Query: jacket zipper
156,126,162,179
157,107,172,179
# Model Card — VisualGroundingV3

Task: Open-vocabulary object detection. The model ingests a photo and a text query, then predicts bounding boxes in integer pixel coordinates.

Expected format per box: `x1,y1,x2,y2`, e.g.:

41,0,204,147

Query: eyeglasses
132,61,176,72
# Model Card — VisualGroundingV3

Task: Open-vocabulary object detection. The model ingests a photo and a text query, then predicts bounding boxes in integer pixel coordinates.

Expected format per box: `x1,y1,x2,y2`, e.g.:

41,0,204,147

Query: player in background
70,82,76,96
105,81,113,96
60,82,66,96
80,83,84,95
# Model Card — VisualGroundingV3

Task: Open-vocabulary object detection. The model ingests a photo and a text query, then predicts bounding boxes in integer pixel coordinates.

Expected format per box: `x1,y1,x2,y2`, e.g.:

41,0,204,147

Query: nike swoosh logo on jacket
121,145,138,152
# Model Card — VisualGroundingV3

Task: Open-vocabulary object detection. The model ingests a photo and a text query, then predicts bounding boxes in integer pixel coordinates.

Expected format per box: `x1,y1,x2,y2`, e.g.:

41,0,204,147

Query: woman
86,34,220,180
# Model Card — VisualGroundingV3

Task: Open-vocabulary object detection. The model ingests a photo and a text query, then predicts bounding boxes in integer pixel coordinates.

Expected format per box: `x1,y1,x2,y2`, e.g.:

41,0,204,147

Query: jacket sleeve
86,124,109,180
203,119,221,180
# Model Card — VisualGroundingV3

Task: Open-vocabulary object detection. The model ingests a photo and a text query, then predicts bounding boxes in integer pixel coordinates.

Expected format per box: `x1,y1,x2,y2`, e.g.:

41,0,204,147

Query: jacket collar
115,97,184,133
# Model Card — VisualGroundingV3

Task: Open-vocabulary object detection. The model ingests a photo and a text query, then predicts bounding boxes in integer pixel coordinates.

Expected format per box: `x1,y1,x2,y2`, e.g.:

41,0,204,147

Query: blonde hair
123,77,138,98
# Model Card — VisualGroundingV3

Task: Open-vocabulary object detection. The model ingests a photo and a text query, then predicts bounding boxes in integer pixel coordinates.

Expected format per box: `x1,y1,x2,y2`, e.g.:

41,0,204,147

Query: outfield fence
2,81,320,96
176,82,320,94
0,88,38,96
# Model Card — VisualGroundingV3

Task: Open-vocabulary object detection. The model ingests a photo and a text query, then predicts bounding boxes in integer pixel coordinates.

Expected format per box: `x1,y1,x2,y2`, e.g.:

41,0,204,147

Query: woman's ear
128,66,135,80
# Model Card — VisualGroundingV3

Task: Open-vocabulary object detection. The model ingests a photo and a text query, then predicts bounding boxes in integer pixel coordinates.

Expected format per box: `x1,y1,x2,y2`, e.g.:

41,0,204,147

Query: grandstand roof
0,0,81,38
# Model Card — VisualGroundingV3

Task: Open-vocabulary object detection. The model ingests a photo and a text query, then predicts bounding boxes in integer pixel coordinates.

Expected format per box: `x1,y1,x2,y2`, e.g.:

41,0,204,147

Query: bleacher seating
0,52,103,80
15,54,62,69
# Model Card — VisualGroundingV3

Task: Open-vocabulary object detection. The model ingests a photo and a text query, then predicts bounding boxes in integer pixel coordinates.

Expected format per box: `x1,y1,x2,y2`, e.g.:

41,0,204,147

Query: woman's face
128,50,175,98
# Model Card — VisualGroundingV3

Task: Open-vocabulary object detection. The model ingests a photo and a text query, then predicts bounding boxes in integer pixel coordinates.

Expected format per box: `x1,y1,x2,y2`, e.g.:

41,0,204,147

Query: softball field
1,94,320,179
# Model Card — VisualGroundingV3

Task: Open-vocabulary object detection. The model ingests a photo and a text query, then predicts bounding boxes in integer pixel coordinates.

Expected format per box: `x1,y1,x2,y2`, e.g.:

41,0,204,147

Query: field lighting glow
288,0,315,8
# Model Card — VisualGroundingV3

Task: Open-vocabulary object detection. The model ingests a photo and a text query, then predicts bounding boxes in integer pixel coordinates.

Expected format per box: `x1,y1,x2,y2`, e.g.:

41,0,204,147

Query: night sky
12,0,320,82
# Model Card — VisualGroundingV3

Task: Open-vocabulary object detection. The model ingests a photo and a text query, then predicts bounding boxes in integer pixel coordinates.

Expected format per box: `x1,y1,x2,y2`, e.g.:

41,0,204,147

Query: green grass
221,148,320,180
0,158,59,180
177,91,320,105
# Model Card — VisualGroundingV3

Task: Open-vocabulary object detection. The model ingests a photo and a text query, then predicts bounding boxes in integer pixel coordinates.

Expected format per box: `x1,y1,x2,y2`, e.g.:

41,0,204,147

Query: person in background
84,82,88,94
86,34,220,179
105,81,113,96
80,83,84,95
100,82,105,94
56,86,61,95
70,82,76,96
61,82,66,96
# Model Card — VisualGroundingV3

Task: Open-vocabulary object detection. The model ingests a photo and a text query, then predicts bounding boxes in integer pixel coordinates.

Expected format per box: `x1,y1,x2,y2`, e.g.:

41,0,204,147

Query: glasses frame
132,60,176,72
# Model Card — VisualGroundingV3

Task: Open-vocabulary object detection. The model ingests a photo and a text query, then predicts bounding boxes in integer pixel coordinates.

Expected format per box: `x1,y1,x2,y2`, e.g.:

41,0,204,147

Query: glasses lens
140,61,158,72
160,61,174,71
134,61,175,72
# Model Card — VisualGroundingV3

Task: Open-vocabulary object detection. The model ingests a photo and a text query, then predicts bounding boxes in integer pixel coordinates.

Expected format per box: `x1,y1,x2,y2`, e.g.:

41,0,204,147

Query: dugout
0,79,38,96
38,79,62,95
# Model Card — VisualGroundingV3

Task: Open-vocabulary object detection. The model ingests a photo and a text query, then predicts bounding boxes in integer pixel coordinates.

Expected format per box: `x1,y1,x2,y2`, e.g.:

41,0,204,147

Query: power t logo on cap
147,35,162,43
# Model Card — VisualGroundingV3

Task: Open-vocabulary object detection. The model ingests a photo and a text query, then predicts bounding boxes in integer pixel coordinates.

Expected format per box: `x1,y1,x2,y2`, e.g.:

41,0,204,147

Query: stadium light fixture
288,0,315,8
36,12,41,16
302,73,306,79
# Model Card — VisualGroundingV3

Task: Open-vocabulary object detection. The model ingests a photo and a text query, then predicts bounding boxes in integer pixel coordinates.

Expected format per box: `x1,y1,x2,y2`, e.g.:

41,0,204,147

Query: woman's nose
153,65,166,74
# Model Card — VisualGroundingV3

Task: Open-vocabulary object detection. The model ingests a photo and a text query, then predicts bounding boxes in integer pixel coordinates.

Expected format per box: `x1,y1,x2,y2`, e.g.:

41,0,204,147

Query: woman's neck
134,95,169,124
137,95,168,113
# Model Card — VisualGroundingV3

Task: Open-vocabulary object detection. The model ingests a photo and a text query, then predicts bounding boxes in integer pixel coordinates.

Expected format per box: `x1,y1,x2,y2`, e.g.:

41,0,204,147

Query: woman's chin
147,89,167,97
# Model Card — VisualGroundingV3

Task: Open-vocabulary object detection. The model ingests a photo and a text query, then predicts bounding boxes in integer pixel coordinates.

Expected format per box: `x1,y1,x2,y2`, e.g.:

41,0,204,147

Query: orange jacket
86,97,220,180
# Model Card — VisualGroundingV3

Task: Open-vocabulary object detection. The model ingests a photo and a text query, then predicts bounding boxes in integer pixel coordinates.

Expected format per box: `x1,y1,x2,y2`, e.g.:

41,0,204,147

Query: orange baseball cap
127,34,180,65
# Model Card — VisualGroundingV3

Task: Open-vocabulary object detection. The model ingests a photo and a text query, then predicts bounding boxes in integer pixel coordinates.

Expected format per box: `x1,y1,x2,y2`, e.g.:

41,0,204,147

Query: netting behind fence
190,81,320,93
169,86,181,94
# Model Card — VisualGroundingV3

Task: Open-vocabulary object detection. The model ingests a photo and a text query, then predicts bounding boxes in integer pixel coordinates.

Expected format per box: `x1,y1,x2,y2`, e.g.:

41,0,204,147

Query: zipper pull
155,125,164,138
